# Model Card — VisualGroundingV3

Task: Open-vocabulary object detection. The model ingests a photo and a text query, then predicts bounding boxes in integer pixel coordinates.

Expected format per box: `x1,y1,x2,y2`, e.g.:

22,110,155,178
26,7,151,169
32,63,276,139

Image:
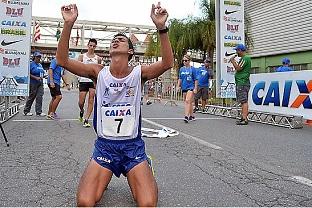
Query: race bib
100,105,135,137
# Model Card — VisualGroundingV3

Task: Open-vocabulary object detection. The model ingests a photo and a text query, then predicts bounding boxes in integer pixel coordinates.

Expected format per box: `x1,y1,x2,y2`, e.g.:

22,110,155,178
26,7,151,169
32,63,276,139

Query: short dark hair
113,33,134,61
88,38,97,45
204,59,211,63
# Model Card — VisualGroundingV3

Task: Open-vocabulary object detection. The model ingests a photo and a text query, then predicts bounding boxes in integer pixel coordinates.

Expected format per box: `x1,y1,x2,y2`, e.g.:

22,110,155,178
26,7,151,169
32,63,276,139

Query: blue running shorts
92,137,148,177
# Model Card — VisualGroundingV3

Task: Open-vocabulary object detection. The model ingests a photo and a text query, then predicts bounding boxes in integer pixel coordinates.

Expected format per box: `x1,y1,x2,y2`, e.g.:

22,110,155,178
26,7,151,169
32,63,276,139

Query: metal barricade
148,78,303,129
0,96,20,123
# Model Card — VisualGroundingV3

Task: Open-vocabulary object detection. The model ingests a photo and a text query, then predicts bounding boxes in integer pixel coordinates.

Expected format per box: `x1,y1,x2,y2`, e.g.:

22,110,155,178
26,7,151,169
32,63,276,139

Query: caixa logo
252,80,312,109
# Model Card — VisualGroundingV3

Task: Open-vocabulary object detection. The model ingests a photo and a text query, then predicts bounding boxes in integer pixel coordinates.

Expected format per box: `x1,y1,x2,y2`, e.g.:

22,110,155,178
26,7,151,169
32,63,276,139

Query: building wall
245,0,312,57
251,51,312,73
245,0,312,72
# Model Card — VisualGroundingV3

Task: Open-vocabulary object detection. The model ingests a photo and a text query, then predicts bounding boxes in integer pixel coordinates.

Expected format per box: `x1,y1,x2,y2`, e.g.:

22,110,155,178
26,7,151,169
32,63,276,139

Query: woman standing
177,55,198,123
23,51,46,116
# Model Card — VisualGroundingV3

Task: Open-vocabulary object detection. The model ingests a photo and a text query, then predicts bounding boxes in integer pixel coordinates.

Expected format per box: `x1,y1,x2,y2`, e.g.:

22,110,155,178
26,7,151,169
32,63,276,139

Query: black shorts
48,83,61,97
79,82,95,92
182,89,193,93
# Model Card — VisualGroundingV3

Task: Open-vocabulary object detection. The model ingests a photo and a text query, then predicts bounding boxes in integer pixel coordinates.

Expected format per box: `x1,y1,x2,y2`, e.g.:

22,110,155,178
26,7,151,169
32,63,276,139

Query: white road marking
291,176,312,187
142,118,223,150
12,118,88,122
144,117,223,120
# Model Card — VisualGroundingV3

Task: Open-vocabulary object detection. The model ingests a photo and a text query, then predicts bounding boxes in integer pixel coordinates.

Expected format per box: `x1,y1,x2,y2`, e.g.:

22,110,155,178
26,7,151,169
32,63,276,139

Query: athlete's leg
77,159,113,206
48,96,55,116
50,95,62,115
84,88,95,120
78,91,87,119
127,161,158,207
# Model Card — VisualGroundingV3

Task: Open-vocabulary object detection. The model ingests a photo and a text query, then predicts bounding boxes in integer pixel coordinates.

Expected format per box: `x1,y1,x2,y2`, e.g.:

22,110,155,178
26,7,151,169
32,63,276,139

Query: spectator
177,54,198,123
276,58,293,72
23,51,46,116
194,58,213,113
230,44,251,125
47,58,70,119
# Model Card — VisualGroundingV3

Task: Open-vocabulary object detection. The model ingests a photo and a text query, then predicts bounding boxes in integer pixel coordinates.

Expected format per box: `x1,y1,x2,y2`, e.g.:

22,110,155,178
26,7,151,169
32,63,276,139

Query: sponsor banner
0,0,32,96
249,71,312,119
216,0,245,98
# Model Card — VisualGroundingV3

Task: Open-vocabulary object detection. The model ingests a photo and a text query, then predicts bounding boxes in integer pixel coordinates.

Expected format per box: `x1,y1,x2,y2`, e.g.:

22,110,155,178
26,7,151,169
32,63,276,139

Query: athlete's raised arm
56,4,101,81
141,2,174,80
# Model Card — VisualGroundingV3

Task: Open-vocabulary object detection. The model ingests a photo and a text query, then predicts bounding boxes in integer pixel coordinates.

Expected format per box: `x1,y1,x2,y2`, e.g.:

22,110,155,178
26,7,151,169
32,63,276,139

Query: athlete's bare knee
77,194,96,207
137,196,157,207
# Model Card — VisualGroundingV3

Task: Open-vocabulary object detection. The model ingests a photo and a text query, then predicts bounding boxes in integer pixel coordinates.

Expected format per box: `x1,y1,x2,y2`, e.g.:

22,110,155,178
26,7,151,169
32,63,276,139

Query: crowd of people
24,39,101,128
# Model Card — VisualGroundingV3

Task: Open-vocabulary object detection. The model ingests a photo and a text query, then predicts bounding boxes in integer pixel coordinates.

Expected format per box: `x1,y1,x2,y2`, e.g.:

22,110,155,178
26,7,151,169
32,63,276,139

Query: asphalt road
0,89,311,206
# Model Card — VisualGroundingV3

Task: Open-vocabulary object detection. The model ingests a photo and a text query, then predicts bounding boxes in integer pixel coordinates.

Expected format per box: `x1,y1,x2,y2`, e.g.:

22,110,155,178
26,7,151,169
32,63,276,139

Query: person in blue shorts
56,3,173,207
276,58,293,72
47,58,70,119
177,54,198,123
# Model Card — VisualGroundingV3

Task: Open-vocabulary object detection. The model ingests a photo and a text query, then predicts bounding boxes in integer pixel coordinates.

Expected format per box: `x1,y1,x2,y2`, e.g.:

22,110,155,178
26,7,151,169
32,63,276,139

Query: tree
144,0,251,72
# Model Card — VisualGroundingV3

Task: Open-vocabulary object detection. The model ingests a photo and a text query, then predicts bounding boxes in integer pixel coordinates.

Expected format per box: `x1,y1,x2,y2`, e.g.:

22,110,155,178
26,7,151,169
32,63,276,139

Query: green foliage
145,0,251,71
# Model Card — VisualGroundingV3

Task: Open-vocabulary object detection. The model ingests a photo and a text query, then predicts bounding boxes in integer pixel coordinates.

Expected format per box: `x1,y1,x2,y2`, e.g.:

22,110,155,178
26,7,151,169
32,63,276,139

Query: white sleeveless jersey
79,53,99,83
94,65,142,140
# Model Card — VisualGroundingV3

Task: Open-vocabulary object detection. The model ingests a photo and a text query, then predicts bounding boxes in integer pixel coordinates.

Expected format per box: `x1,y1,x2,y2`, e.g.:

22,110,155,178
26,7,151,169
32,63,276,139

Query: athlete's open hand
150,2,168,30
61,4,78,23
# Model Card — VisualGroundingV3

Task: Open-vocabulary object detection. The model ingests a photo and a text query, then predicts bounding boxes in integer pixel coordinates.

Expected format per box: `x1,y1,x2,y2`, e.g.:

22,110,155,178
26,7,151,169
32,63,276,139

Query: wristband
158,27,169,34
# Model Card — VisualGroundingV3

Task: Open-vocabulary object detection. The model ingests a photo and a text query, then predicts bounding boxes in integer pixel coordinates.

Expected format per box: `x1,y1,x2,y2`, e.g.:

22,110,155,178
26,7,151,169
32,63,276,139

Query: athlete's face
88,42,97,52
110,36,133,58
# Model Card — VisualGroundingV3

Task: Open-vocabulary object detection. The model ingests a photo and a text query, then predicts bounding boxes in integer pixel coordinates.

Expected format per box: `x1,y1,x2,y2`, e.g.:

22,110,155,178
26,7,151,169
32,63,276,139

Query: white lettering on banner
249,71,312,119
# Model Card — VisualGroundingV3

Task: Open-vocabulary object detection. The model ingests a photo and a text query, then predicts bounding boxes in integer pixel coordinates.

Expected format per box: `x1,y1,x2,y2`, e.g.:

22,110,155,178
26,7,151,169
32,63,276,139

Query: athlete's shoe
83,120,91,128
79,111,84,122
183,116,189,123
36,113,46,117
193,107,199,113
189,116,195,121
23,112,33,116
53,113,59,119
236,119,248,125
147,155,155,176
46,114,55,120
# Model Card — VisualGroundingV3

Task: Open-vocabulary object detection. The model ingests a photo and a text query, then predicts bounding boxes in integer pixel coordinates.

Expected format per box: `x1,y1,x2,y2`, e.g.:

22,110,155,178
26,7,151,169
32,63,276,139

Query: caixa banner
249,71,312,119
